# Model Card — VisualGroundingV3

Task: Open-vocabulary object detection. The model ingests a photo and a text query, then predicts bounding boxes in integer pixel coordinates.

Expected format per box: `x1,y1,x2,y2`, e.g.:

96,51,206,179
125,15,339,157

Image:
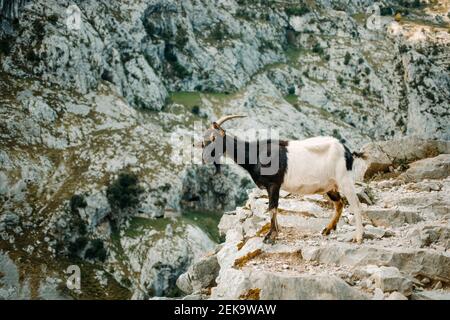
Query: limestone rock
386,291,408,300
370,266,413,296
400,154,450,182
360,138,449,179
411,290,450,300
212,272,368,300
176,254,220,295
364,208,422,227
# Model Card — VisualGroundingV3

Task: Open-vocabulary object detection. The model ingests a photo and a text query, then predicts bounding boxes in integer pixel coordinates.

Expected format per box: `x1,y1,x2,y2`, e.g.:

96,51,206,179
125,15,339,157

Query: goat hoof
321,227,331,236
263,232,277,244
351,234,363,244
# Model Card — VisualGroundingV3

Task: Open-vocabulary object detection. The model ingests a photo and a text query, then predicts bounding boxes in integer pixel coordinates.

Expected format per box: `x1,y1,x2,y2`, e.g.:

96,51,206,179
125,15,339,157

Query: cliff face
177,138,450,300
0,0,449,299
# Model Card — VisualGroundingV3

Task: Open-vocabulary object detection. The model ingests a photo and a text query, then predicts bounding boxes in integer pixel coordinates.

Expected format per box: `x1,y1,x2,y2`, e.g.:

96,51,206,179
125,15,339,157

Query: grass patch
284,94,299,105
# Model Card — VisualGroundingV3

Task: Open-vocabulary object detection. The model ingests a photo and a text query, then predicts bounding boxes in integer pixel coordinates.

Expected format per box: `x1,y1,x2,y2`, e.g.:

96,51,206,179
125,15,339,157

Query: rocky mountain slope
177,138,450,300
0,0,449,299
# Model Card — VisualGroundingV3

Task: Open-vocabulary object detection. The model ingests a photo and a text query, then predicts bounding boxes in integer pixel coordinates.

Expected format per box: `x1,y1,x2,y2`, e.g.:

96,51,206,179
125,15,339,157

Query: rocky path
177,147,450,300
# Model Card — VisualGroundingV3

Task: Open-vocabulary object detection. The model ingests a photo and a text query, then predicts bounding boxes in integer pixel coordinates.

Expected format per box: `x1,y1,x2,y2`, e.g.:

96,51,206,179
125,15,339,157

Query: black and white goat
200,115,366,243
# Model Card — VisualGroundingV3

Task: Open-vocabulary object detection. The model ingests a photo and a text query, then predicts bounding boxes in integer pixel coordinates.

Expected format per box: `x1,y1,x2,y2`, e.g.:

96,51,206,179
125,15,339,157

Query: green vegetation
121,210,222,243
288,86,296,95
70,194,87,214
47,14,59,25
312,42,324,55
344,52,351,65
285,5,310,16
106,171,144,211
191,105,201,115
68,236,88,259
332,129,344,141
164,45,191,78
285,93,298,104
0,37,12,56
210,24,229,41
337,75,344,86
175,28,188,49
169,91,202,109
84,239,107,262
362,86,370,96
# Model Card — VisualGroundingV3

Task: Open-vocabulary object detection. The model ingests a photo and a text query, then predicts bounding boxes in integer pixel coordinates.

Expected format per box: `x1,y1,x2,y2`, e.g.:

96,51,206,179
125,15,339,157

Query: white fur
281,136,364,242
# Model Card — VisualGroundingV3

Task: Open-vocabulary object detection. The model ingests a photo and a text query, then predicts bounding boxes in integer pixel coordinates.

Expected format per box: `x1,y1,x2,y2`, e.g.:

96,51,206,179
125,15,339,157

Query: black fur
343,144,354,171
203,134,289,194
342,143,366,171
224,136,289,196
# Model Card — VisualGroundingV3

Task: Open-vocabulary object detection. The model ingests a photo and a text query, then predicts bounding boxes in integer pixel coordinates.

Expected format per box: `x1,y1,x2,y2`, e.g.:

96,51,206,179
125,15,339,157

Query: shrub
84,239,107,262
332,129,343,141
288,86,296,95
324,54,330,61
68,236,88,259
362,86,370,96
353,76,360,85
344,52,351,65
425,91,435,102
164,44,191,78
337,76,344,86
285,6,310,16
164,44,177,63
175,28,188,49
365,67,371,75
70,194,87,214
312,42,324,55
399,45,409,54
353,101,363,108
106,171,144,211
48,14,59,25
358,57,364,64
191,105,200,115
173,62,191,78
380,7,394,16
211,24,226,41
0,37,12,55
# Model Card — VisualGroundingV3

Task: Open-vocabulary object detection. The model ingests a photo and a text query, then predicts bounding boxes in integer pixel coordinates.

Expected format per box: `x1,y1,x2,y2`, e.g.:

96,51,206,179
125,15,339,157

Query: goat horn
215,114,246,126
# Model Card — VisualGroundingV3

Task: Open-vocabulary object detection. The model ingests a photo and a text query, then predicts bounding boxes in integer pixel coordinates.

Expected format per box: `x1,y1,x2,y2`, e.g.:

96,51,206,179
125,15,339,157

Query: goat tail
352,151,367,160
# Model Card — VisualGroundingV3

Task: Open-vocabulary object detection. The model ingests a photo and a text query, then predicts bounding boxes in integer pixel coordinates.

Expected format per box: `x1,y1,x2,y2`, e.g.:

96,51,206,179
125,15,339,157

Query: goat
200,115,366,244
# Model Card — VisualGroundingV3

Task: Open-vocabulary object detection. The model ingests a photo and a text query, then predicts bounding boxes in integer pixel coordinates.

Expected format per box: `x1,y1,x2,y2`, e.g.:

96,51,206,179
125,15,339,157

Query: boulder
370,266,413,296
212,272,368,300
360,143,393,180
364,225,395,239
304,243,450,282
411,290,450,300
400,154,450,182
386,291,408,300
364,208,422,227
218,214,240,237
360,138,449,179
176,255,220,295
407,225,450,249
